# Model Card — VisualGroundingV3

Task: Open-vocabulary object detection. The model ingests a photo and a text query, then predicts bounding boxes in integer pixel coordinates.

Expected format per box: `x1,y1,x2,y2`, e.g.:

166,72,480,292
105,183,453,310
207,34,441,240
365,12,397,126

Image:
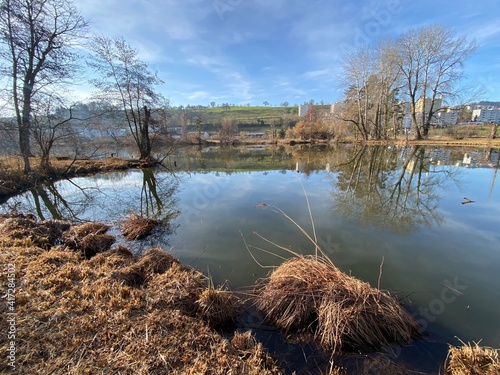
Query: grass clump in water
255,255,421,353
121,214,161,241
446,340,500,375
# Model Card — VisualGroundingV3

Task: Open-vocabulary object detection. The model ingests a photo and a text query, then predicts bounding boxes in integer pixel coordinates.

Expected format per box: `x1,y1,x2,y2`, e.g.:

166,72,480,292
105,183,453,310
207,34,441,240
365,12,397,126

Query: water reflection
4,179,101,221
1,144,499,372
331,145,458,233
3,169,180,246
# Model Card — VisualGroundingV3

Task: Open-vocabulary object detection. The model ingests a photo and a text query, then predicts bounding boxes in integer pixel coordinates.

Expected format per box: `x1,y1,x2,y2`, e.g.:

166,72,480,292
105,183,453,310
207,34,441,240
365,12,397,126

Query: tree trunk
19,124,31,173
139,106,152,160
490,123,497,139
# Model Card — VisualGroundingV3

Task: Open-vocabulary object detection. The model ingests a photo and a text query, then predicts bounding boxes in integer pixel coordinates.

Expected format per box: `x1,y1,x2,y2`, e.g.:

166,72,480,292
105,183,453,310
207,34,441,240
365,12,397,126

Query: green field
170,105,331,132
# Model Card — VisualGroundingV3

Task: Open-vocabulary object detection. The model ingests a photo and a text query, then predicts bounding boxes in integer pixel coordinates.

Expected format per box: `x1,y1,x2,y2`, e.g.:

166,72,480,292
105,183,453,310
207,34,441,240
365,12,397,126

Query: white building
298,104,310,117
471,108,500,123
402,98,448,128
434,108,458,126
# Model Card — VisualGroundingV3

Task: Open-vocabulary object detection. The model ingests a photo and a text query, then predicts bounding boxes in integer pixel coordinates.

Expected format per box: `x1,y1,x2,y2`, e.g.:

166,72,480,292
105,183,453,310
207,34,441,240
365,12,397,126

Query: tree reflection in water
331,145,459,233
3,168,181,250
133,168,180,252
22,180,100,222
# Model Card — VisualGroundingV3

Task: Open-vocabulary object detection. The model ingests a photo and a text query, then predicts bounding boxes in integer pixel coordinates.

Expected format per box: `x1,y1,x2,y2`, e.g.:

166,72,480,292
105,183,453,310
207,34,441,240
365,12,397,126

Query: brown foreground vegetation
255,256,421,353
1,213,499,374
0,214,281,374
446,341,500,375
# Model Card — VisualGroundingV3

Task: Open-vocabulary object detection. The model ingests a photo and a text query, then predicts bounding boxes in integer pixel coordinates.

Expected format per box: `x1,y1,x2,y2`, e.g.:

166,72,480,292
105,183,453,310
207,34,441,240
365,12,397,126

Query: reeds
446,340,500,375
197,279,240,327
121,214,161,241
251,184,421,354
255,255,421,353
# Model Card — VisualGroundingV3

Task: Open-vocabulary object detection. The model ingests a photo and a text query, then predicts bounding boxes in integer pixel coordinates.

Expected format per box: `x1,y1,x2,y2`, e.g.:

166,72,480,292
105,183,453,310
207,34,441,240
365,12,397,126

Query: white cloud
301,69,330,80
187,91,210,101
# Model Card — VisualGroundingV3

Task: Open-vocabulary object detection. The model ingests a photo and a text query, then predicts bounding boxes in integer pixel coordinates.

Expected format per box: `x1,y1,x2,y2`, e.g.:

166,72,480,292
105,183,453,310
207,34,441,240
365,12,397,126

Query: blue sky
78,0,500,107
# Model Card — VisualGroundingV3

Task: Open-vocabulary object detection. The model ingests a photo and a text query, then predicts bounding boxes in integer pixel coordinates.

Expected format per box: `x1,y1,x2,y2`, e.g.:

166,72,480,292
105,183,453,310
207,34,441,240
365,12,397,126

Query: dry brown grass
255,255,421,353
0,215,283,374
62,221,114,258
197,280,241,327
446,341,500,375
122,214,162,241
0,213,70,249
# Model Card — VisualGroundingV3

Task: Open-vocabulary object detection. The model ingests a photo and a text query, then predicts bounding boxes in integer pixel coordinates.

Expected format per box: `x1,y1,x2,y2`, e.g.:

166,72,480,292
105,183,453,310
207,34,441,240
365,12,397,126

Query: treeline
333,25,477,141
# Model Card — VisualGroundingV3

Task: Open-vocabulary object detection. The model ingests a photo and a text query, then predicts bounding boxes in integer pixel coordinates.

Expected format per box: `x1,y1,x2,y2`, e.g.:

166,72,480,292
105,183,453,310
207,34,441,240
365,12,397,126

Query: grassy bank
0,214,282,374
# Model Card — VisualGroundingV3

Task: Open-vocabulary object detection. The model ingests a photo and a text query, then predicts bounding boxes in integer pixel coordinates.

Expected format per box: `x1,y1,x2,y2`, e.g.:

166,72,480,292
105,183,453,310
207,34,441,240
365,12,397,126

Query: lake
2,144,499,374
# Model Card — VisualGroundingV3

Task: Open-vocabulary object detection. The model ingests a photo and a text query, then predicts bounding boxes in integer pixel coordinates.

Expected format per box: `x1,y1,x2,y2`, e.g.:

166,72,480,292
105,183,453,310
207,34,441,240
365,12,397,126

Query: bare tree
88,36,164,162
338,46,374,140
0,0,88,173
31,96,87,174
395,26,476,139
218,116,237,143
338,42,401,141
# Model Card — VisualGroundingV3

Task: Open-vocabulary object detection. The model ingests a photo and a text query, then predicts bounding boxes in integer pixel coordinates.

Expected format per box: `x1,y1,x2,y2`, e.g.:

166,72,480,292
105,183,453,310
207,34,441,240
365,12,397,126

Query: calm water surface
2,144,499,374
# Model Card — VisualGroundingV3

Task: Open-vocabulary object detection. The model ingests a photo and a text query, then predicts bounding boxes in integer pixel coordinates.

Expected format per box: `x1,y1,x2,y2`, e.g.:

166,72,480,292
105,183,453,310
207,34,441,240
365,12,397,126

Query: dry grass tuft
147,261,206,315
122,214,162,241
111,267,147,286
197,281,241,327
255,255,421,353
232,331,258,351
135,247,177,274
446,341,500,375
109,248,177,287
62,222,114,258
0,215,283,374
0,213,70,249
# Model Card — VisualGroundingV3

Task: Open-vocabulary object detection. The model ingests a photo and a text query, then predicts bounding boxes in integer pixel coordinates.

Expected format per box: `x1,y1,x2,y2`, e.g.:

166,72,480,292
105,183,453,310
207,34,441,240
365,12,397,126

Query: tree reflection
22,180,98,221
331,145,452,233
128,168,180,250
3,169,181,247
138,168,179,221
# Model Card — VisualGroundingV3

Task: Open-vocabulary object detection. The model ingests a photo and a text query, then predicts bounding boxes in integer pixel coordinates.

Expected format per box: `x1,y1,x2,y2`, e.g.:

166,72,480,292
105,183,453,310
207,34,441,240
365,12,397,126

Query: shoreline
1,137,499,203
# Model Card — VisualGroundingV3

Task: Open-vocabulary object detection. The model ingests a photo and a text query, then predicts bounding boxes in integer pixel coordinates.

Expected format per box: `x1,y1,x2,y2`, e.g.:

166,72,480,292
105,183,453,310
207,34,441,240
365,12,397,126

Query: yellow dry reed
0,215,282,374
255,256,421,353
446,341,500,375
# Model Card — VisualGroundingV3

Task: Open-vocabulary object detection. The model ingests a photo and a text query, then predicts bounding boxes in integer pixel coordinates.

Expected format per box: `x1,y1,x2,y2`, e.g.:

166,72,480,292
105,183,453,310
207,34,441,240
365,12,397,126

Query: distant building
403,97,445,128
247,132,265,138
415,97,442,114
298,104,310,117
471,108,500,123
330,103,339,113
434,107,459,126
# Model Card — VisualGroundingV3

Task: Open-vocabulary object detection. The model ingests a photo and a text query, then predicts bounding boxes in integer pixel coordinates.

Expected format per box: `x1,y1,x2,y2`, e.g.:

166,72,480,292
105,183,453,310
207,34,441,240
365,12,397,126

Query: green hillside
169,105,331,132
